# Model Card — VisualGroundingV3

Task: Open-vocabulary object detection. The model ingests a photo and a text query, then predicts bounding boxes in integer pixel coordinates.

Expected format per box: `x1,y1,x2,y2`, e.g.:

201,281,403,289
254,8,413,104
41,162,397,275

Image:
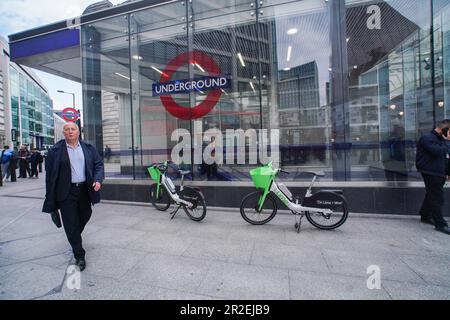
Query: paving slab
196,261,290,300
382,280,450,300
289,270,391,300
121,253,212,292
322,249,427,284
0,262,65,300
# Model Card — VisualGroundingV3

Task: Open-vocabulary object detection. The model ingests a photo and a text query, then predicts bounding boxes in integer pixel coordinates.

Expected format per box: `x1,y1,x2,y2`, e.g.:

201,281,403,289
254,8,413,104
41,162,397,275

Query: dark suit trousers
419,174,447,228
31,162,39,177
58,183,92,259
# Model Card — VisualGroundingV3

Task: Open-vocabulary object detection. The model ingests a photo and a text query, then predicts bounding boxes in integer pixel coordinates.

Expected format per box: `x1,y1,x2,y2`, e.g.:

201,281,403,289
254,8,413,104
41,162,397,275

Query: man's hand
93,182,101,192
443,132,450,140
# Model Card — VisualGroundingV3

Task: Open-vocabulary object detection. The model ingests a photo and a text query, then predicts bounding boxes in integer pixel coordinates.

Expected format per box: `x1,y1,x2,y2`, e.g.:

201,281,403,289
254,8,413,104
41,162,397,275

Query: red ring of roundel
159,50,223,120
61,107,80,122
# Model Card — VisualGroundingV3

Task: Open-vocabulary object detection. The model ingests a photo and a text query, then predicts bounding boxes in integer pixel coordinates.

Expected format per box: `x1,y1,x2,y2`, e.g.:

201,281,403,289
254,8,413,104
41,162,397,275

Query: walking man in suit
42,122,104,271
416,119,450,235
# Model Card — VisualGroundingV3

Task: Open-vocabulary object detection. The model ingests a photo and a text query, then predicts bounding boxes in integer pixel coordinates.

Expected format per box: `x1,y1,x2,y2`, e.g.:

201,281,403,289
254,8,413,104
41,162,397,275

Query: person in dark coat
9,147,18,182
416,119,450,235
104,145,112,162
42,122,104,271
29,148,43,178
18,145,30,178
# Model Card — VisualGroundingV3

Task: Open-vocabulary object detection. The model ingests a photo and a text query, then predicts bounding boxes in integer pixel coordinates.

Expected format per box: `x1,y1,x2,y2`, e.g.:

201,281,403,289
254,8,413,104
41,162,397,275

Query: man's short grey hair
437,119,450,128
63,122,80,130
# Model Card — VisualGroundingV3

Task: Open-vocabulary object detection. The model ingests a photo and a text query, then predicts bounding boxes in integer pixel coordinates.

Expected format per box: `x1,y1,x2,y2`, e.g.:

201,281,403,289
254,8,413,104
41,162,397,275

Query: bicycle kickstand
170,205,182,220
295,214,304,234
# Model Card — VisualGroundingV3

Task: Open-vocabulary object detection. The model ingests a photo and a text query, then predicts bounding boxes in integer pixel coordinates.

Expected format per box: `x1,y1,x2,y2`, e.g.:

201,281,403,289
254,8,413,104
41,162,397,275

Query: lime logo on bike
275,190,291,206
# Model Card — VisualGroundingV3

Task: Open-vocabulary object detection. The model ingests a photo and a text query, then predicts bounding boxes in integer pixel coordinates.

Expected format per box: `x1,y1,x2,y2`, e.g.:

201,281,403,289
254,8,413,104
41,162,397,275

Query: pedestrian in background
104,145,111,162
9,147,18,182
1,145,13,182
18,145,30,178
39,149,45,173
416,119,450,235
42,122,104,271
30,148,43,178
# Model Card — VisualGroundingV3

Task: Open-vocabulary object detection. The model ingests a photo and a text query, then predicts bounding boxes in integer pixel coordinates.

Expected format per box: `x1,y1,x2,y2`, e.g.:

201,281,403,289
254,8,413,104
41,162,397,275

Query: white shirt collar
66,140,81,149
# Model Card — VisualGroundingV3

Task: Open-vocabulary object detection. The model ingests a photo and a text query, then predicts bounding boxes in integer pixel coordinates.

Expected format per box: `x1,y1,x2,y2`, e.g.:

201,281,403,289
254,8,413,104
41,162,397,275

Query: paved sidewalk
0,178,449,300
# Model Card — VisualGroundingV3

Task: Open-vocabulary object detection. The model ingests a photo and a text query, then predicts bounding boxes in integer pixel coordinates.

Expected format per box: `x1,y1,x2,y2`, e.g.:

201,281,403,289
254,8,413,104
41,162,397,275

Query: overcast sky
0,0,124,112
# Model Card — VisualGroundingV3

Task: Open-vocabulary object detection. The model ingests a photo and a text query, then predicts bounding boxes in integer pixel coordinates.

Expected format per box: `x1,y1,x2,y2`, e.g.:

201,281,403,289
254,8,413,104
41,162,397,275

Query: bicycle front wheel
305,201,348,230
150,183,171,211
181,187,207,221
240,191,277,225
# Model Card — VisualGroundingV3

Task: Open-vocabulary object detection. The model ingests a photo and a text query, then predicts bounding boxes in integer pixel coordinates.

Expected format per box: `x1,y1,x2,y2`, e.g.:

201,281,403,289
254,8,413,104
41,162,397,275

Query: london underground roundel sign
154,51,229,120
61,107,80,122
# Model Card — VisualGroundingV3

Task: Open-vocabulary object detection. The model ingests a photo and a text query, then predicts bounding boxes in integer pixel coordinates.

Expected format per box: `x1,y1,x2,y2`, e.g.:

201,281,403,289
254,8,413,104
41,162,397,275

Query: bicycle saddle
179,170,191,176
300,171,325,177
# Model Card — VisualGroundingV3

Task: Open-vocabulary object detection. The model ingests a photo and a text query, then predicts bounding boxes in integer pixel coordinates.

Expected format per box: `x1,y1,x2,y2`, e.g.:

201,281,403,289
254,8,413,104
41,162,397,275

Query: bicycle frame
269,180,332,215
159,174,193,208
149,162,193,208
253,163,332,215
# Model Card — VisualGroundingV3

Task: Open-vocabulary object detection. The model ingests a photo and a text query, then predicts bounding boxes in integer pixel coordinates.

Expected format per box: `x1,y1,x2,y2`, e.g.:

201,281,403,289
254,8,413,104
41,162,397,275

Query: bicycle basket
249,164,277,190
147,166,161,182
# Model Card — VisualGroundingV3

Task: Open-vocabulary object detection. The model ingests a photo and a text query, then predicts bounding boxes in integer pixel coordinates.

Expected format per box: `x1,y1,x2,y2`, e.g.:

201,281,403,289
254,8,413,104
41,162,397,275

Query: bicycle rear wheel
181,187,207,221
305,201,348,230
150,183,171,211
240,191,277,225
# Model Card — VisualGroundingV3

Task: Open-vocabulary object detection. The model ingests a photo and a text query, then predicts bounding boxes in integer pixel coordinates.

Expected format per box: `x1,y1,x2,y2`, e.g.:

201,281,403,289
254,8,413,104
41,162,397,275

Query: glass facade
80,0,450,182
10,65,54,148
0,71,5,146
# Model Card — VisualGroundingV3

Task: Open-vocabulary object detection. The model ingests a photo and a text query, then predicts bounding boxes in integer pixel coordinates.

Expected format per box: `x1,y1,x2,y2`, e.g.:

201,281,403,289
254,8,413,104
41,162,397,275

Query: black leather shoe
76,258,86,271
435,226,450,235
420,218,434,226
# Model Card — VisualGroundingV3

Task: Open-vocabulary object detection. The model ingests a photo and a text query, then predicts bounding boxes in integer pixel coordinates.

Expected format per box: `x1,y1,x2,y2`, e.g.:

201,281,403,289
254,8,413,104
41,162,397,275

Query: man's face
63,123,80,141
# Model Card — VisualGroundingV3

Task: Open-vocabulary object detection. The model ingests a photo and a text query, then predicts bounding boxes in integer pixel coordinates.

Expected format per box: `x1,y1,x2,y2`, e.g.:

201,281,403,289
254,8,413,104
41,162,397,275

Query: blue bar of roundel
10,29,80,60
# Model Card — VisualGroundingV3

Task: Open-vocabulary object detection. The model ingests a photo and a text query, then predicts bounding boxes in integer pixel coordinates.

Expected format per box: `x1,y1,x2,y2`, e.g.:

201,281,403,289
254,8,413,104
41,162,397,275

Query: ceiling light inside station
249,81,256,92
192,62,205,73
237,52,246,67
287,28,298,35
114,72,135,82
115,72,130,80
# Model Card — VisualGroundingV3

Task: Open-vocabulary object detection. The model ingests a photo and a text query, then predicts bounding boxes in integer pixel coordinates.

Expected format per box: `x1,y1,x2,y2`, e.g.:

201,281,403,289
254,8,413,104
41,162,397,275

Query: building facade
53,112,67,143
9,64,55,149
8,0,450,214
0,37,11,147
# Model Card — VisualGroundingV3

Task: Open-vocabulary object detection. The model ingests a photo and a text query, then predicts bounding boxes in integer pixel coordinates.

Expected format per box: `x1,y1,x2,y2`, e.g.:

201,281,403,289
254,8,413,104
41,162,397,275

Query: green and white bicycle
240,162,349,233
147,161,207,221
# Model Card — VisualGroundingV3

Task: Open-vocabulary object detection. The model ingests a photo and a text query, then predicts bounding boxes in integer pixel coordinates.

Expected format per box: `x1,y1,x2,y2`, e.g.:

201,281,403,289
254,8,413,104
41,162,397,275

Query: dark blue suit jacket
416,130,449,178
42,139,104,213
